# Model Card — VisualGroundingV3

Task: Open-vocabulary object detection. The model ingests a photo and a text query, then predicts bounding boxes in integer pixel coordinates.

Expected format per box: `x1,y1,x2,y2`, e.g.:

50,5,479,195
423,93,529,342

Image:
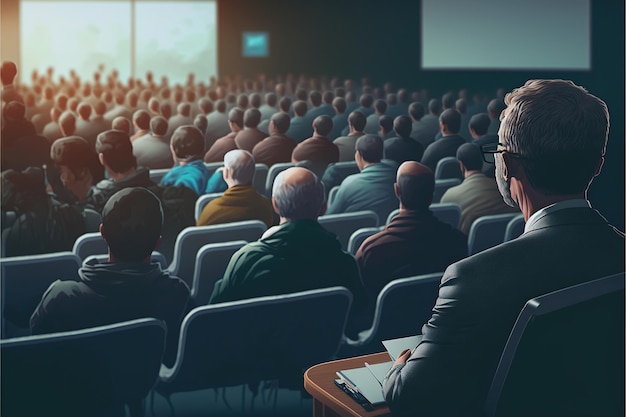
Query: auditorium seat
318,210,379,251
347,227,383,255
433,178,462,203
503,213,525,242
434,156,463,181
467,213,521,255
72,232,108,261
194,192,224,222
386,202,462,230
149,168,171,184
265,162,294,197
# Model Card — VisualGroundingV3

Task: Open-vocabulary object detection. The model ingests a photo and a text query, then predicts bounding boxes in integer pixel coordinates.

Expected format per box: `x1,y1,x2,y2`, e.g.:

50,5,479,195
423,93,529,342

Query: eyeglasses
480,143,526,164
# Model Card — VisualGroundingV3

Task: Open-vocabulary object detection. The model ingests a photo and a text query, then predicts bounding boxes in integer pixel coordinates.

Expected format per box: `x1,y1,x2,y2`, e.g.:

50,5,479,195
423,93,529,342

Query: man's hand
393,348,412,367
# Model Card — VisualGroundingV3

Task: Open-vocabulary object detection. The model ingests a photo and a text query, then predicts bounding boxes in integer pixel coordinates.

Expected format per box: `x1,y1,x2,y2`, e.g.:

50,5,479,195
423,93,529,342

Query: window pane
135,1,217,86
20,1,132,82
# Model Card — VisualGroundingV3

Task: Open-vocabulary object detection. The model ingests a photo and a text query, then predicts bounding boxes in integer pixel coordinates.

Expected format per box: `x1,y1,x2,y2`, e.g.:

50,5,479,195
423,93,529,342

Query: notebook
336,363,392,406
381,334,423,361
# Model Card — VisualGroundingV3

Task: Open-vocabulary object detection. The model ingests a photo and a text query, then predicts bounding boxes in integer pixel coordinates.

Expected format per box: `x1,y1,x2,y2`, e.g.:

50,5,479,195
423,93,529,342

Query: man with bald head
208,167,367,320
356,161,467,301
197,150,274,227
291,115,339,178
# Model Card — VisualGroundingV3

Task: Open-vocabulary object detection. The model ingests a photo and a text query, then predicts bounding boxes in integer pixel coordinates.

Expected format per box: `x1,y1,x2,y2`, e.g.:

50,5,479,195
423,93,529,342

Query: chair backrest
1,318,166,416
149,168,171,184
83,208,102,232
167,220,267,288
190,240,247,305
318,210,379,251
467,212,521,255
503,213,525,242
430,202,462,230
204,161,225,177
82,251,168,269
433,178,461,203
353,273,443,347
194,192,224,222
1,251,82,338
157,287,352,395
327,185,340,207
72,232,108,261
325,161,360,190
386,203,461,230
265,162,294,197
347,227,382,255
434,156,463,180
485,272,625,417
252,163,269,195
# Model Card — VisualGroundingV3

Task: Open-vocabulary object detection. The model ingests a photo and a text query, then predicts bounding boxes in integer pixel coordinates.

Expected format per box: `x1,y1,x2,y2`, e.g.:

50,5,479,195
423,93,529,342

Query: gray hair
272,170,325,220
223,149,255,185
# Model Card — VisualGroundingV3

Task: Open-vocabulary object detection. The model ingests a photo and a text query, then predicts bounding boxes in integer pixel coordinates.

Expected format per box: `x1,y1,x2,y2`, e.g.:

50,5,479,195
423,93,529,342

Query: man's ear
99,223,106,241
394,182,400,200
98,153,105,167
501,152,521,181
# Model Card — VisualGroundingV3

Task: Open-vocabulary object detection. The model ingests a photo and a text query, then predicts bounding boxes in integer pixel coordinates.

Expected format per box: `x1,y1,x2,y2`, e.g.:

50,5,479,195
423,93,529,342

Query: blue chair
190,240,247,306
72,232,108,261
1,318,166,417
194,192,224,222
253,163,269,195
485,272,625,417
467,212,521,255
167,220,267,288
319,210,379,251
1,251,82,338
327,185,340,207
153,287,352,414
347,227,382,255
503,213,525,242
342,273,443,356
265,162,294,197
434,156,463,181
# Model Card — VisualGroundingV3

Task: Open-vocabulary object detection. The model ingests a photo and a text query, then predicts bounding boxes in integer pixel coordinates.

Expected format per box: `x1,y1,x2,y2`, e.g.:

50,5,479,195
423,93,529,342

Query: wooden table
304,352,392,417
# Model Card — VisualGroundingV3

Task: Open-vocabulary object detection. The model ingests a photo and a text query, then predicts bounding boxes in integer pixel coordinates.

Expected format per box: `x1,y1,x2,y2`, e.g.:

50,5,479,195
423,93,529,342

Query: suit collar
524,206,609,234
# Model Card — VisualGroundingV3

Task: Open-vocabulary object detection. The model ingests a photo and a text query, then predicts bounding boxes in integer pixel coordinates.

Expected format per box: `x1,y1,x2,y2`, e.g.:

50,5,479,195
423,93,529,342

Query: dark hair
428,98,441,115
101,187,163,262
249,92,262,108
50,136,103,183
243,108,261,128
355,134,383,163
378,115,394,133
374,99,387,115
171,125,204,160
456,143,483,171
1,61,17,85
228,107,244,128
309,90,322,107
487,98,506,117
332,97,346,114
133,110,151,130
265,92,277,107
271,112,290,134
150,116,168,136
293,100,308,117
359,94,374,108
442,92,455,109
348,111,366,132
439,108,462,134
279,96,292,112
313,115,333,136
469,113,491,136
393,115,412,138
77,103,92,120
96,129,136,173
215,99,227,113
237,93,249,109
409,102,425,120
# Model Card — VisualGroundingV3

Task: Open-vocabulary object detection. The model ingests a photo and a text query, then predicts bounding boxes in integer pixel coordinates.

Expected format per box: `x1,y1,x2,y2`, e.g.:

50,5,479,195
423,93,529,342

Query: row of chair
3,272,623,416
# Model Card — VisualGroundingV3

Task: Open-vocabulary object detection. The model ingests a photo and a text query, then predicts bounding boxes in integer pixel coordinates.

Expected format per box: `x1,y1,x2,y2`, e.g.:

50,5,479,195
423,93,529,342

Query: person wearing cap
160,125,211,196
87,129,156,214
30,187,190,368
326,134,398,224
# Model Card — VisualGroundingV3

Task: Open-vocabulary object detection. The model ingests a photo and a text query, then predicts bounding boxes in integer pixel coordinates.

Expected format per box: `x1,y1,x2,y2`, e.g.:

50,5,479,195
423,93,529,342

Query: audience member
487,97,506,134
364,99,387,134
130,109,151,141
204,107,244,163
383,79,625,417
161,125,210,196
412,99,441,148
356,161,466,300
291,115,339,178
208,167,367,321
333,111,366,162
440,143,520,234
88,129,156,213
252,112,296,168
58,110,77,137
420,108,466,171
132,116,173,169
328,97,348,140
30,187,190,367
197,150,274,227
167,102,193,138
111,116,131,135
285,100,313,142
234,108,266,152
204,98,230,151
326,135,398,223
384,115,424,164
1,61,24,105
468,112,499,178
378,115,394,140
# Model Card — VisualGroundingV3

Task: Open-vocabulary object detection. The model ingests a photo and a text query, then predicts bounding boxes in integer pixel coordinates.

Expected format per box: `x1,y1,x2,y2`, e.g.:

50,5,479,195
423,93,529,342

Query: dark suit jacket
383,206,625,417
291,135,339,178
203,131,238,163
383,136,424,165
252,133,296,167
234,127,267,152
420,134,466,172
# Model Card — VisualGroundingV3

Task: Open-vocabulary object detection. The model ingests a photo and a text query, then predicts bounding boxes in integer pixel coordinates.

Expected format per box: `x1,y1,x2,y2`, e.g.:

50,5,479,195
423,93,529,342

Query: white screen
20,0,217,84
421,0,591,70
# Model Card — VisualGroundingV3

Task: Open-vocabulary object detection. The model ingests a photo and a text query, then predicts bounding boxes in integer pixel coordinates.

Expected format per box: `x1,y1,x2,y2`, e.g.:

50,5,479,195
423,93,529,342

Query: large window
20,0,217,84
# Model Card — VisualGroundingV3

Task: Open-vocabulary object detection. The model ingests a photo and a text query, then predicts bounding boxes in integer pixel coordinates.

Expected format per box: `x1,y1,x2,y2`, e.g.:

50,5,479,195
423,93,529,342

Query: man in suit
383,79,625,417
441,143,519,234
291,115,339,178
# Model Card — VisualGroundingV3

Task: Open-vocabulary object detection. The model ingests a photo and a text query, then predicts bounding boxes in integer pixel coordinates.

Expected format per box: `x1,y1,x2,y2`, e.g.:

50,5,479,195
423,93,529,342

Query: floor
146,382,312,417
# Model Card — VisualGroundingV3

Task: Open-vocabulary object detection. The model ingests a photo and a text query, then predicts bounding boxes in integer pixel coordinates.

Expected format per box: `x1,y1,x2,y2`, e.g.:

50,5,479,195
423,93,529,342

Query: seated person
204,108,243,163
30,187,190,367
291,115,339,178
384,115,424,164
356,161,467,301
252,113,296,168
326,135,398,224
420,108,467,172
209,167,368,325
161,125,211,196
197,150,274,227
440,143,520,234
88,129,156,214
132,116,173,170
234,108,266,152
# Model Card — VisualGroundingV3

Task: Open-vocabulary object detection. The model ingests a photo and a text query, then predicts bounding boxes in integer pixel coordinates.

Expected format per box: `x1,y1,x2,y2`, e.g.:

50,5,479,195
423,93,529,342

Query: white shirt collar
524,199,591,233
